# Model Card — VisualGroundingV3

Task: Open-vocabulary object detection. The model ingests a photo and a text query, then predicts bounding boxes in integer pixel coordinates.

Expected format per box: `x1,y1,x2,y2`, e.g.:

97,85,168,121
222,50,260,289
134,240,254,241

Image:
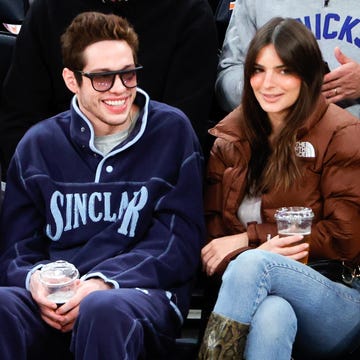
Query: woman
199,17,360,360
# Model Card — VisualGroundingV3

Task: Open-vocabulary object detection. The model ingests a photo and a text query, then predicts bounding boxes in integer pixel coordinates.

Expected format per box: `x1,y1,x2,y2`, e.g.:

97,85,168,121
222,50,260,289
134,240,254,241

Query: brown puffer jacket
205,96,360,266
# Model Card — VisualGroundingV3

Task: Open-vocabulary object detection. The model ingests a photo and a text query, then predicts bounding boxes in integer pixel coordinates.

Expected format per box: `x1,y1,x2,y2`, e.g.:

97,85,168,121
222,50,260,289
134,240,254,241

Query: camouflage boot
198,312,249,360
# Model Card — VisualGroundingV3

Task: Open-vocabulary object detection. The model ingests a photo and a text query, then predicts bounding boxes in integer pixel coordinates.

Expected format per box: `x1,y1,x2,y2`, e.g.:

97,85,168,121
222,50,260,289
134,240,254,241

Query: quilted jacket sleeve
311,121,360,264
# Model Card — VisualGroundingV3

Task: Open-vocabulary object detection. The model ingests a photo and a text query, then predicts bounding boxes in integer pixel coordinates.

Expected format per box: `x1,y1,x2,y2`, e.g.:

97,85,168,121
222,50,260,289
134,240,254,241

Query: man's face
71,40,137,136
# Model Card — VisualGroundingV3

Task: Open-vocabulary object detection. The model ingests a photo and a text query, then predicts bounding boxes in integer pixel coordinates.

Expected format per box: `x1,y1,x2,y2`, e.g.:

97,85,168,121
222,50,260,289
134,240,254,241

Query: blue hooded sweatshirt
0,88,205,320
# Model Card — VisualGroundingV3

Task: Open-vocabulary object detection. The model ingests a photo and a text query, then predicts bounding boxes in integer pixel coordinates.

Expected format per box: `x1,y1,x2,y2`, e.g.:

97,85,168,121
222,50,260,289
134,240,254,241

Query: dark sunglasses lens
92,74,114,91
121,70,137,88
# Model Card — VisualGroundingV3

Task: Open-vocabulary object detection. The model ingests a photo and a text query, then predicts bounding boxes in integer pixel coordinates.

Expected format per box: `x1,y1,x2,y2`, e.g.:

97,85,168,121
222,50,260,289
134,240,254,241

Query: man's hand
258,234,308,261
201,233,248,276
55,278,112,332
322,47,360,102
30,273,111,332
29,270,64,330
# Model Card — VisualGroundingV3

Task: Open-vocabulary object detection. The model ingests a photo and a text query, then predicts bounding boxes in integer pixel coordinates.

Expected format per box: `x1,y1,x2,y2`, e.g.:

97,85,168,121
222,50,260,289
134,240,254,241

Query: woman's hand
258,234,309,261
201,233,248,276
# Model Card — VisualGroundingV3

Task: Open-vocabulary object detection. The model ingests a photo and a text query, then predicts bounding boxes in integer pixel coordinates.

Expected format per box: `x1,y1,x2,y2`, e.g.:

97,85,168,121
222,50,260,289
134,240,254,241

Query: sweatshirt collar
69,88,149,154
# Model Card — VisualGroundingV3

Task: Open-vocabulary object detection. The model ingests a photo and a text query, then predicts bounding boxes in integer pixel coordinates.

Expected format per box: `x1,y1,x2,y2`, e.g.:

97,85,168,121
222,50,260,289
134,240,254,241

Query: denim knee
245,296,297,360
223,249,270,285
215,250,276,321
251,295,297,339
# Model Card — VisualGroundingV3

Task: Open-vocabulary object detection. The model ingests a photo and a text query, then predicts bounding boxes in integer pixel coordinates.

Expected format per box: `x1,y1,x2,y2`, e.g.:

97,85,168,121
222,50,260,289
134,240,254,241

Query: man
216,0,360,117
0,0,218,177
0,12,205,359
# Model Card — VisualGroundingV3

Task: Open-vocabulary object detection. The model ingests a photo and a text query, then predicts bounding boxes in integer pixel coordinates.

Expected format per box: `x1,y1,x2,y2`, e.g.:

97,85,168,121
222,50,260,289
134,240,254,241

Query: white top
237,195,262,228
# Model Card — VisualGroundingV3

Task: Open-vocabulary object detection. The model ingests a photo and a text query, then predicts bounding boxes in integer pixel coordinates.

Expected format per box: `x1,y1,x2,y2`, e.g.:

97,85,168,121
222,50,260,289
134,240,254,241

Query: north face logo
295,141,315,158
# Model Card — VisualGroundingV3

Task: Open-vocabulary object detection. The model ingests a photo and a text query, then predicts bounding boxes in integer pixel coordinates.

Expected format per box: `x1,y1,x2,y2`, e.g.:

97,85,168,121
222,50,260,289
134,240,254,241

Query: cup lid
39,260,79,287
274,207,314,222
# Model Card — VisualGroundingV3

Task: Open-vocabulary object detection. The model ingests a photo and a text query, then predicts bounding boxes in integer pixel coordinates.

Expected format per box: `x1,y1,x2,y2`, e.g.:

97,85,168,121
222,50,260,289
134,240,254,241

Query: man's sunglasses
74,65,143,92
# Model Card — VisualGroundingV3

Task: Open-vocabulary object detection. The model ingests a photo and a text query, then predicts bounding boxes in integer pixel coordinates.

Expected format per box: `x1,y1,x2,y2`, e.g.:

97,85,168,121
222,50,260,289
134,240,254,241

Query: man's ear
62,68,79,94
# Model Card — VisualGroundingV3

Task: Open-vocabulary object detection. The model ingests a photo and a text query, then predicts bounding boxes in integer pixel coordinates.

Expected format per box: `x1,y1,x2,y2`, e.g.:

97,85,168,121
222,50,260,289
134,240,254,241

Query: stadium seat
0,0,28,97
0,0,28,25
0,30,16,91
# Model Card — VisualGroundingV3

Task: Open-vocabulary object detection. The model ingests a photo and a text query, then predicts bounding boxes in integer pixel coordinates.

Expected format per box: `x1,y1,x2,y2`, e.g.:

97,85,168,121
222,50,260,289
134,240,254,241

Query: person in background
0,12,205,359
208,0,220,12
0,166,2,209
213,0,236,48
199,17,360,360
0,0,218,177
216,0,360,118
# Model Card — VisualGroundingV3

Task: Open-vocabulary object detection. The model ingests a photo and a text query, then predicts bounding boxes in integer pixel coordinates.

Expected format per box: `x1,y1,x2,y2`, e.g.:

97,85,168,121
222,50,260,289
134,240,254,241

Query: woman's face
250,44,301,123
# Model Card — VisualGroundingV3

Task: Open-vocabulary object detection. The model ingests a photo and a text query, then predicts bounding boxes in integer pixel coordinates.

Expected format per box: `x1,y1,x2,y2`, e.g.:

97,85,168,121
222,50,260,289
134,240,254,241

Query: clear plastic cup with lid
39,260,79,305
274,207,314,264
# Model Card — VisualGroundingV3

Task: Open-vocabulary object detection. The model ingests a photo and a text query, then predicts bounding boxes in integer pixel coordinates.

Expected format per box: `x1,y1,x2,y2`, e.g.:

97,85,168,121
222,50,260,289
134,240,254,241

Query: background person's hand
322,47,360,102
258,234,308,261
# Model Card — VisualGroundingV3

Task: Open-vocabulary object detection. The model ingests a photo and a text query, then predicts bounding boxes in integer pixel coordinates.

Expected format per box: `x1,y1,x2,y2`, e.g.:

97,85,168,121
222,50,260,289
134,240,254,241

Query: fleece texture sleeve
0,95,205,316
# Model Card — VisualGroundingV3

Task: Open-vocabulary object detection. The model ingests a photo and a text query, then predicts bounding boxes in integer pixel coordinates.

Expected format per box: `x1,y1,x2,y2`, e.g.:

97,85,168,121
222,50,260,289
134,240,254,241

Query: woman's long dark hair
242,17,326,195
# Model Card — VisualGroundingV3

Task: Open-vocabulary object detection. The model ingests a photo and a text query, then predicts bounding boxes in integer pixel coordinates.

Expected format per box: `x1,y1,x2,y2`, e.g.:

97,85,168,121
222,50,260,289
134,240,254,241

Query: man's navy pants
0,286,181,359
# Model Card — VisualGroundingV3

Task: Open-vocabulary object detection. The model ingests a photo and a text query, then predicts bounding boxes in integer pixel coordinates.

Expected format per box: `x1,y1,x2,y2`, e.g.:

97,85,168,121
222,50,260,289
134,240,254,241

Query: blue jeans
213,250,360,360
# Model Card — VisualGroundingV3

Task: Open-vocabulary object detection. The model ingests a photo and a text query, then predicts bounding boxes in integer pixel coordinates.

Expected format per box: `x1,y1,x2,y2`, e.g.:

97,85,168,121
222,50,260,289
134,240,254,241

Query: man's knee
0,287,32,313
78,288,139,323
